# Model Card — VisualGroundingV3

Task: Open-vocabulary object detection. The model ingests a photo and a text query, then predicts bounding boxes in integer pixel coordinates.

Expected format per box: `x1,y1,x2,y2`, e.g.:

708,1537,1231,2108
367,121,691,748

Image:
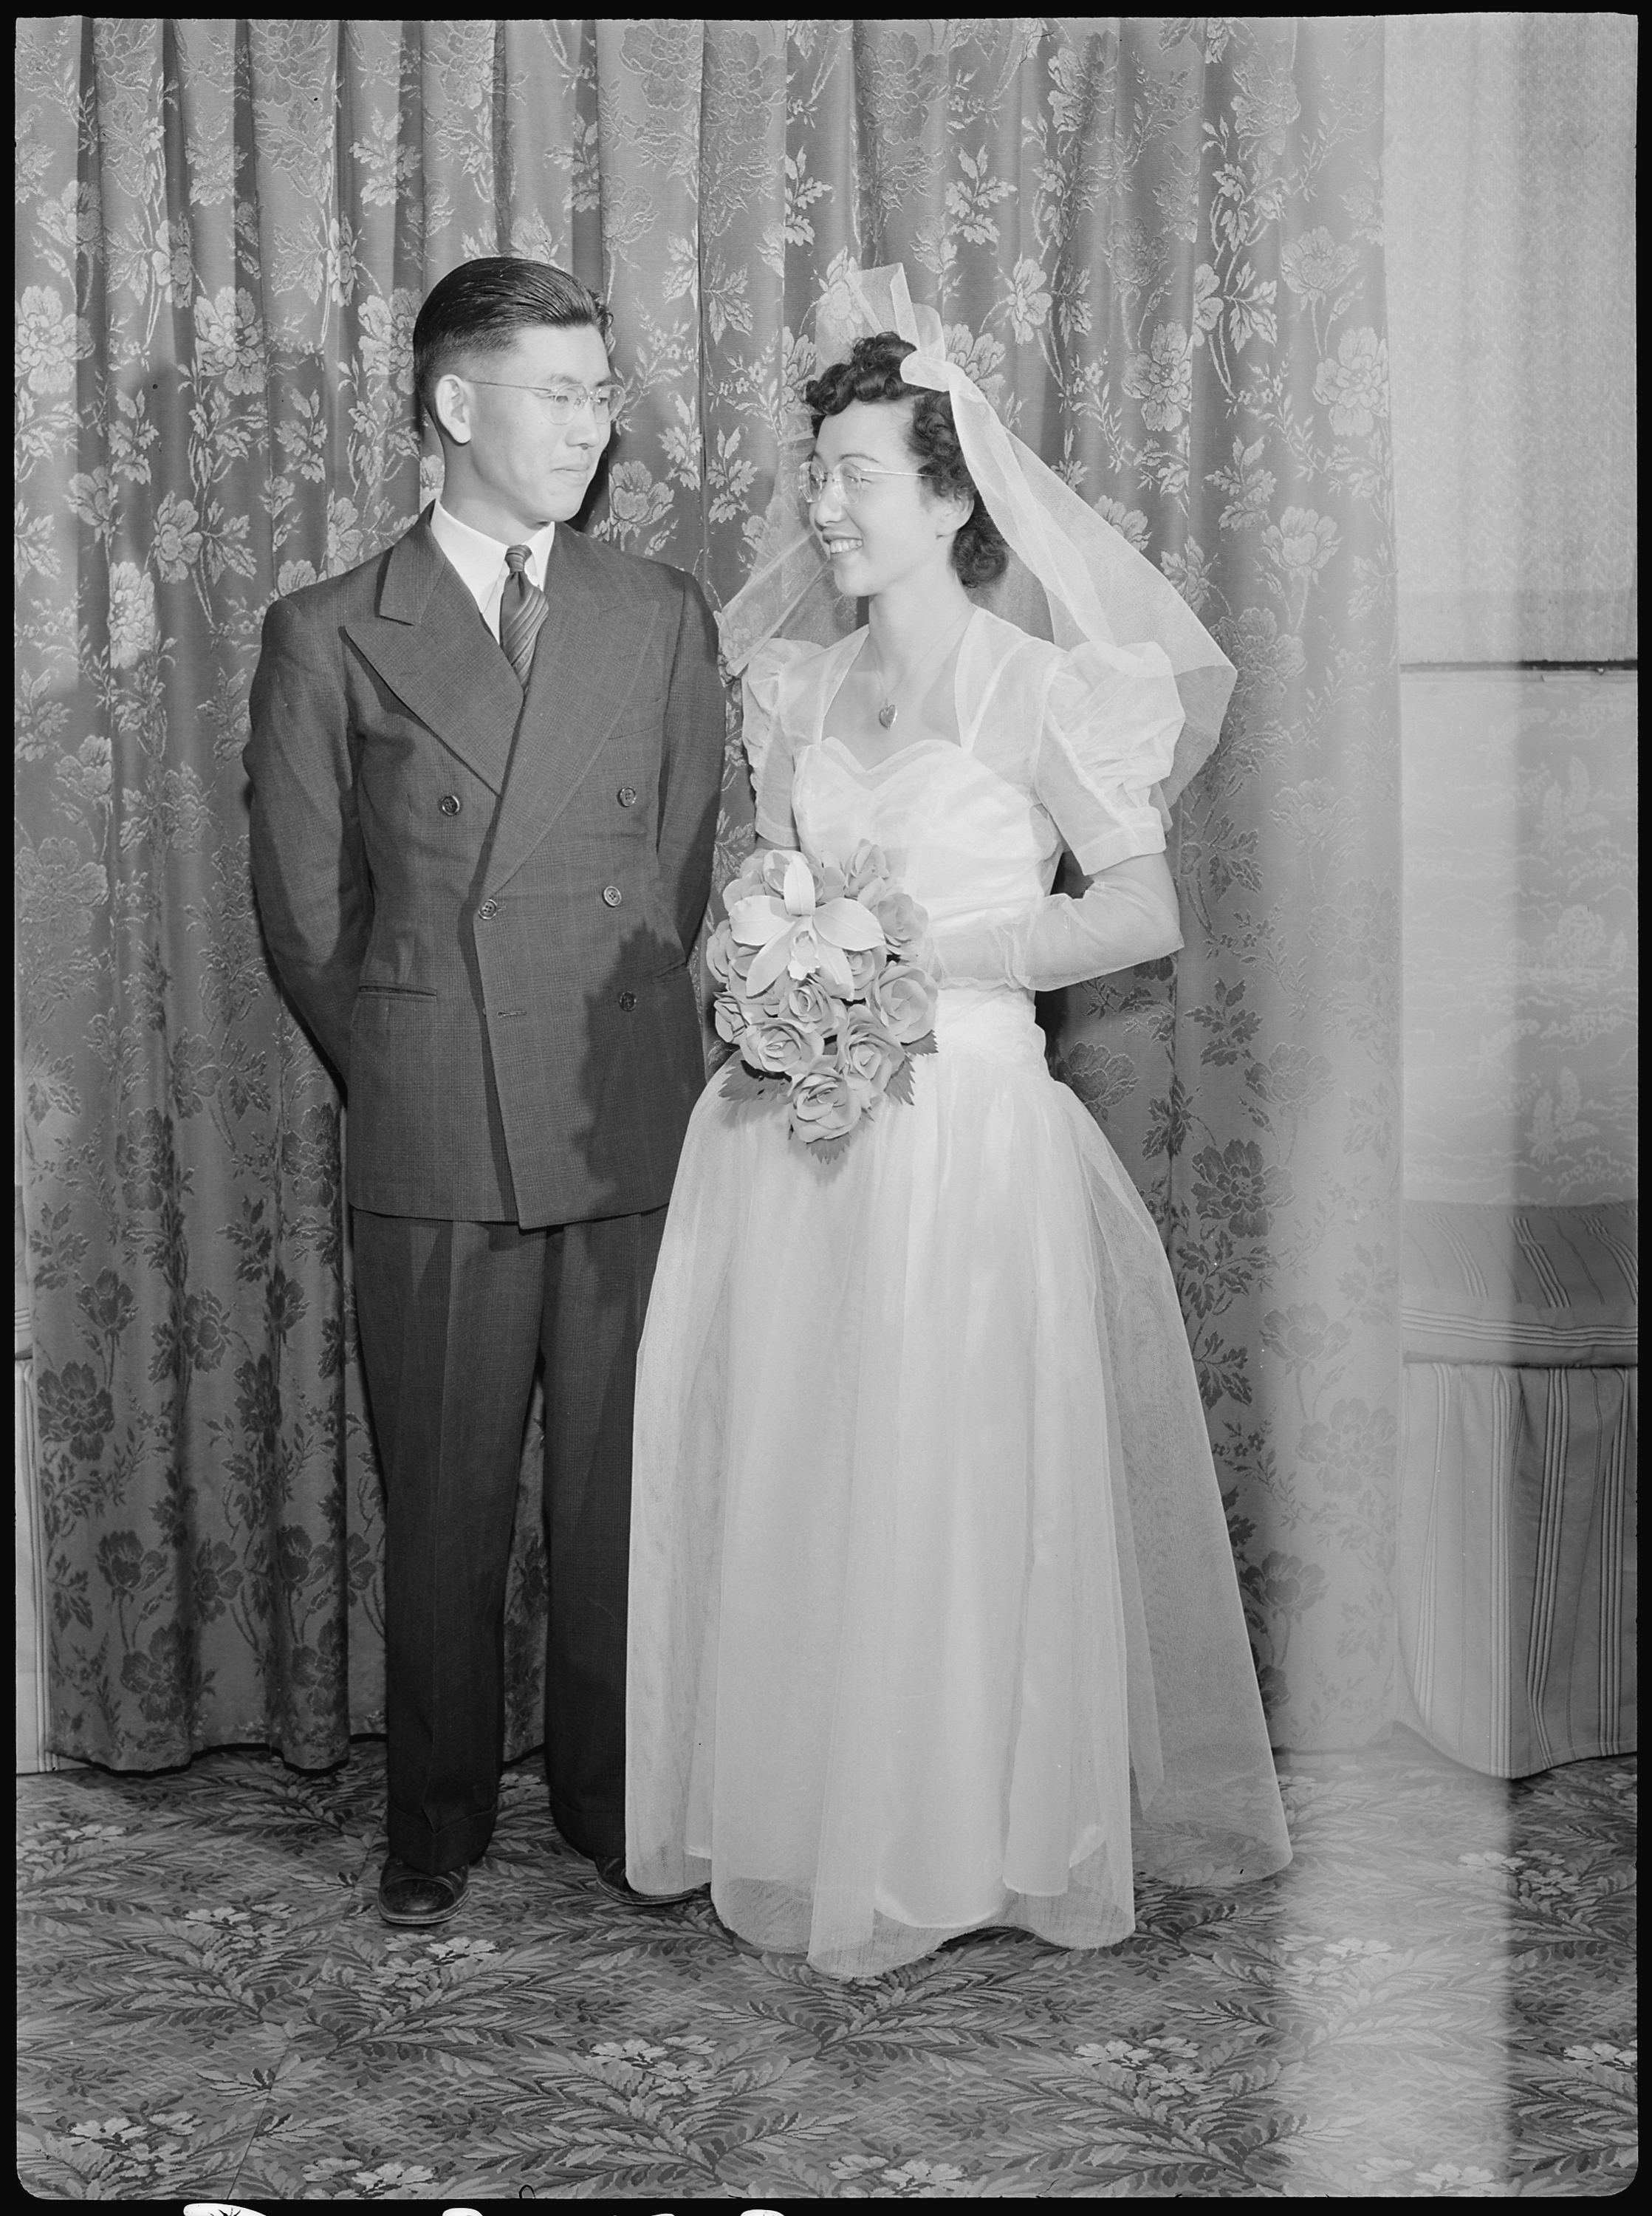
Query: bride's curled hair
803,332,1010,590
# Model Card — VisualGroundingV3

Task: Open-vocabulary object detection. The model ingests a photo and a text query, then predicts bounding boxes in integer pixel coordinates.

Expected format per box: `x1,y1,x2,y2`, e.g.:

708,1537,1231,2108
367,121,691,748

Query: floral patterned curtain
16,18,1399,1768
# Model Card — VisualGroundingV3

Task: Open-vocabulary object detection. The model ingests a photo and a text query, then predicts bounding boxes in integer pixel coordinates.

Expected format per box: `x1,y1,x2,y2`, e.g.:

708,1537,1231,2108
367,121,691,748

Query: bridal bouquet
707,841,939,1162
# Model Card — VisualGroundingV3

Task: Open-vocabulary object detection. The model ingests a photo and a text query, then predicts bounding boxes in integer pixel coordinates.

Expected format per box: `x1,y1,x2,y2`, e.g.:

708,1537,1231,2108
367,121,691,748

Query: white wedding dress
626,609,1291,1980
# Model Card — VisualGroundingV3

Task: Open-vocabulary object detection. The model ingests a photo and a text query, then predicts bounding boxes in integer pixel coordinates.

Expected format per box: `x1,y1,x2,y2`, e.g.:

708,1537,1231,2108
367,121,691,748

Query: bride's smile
807,397,971,612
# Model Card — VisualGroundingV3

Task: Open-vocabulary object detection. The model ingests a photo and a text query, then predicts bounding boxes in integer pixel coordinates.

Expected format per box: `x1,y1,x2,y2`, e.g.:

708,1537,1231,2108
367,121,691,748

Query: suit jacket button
618,991,637,1011
617,785,638,807
439,793,462,816
602,885,623,907
478,899,498,921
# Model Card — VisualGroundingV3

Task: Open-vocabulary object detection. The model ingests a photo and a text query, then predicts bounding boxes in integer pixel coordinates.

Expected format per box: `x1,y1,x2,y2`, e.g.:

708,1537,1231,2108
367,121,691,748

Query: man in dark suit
245,259,724,1927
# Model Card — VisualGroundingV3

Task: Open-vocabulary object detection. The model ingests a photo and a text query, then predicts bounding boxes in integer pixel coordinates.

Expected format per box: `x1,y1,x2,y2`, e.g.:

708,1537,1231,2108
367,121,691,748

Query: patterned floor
17,1728,1635,2200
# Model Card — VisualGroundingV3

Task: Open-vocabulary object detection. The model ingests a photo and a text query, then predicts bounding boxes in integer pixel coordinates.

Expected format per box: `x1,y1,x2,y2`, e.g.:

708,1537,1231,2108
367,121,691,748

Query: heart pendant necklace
868,609,973,731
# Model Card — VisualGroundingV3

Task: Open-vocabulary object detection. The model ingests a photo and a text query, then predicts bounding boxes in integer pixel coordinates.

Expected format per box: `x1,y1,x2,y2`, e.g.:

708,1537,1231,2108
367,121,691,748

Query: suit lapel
342,513,522,793
484,527,659,893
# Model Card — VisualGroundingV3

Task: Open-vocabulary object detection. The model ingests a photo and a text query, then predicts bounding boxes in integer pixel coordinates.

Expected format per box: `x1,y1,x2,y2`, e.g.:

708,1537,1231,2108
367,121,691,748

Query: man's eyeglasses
467,377,624,425
801,460,923,504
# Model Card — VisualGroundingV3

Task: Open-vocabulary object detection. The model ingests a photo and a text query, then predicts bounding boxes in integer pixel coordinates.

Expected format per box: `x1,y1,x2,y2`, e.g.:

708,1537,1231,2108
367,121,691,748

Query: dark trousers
352,1205,667,1874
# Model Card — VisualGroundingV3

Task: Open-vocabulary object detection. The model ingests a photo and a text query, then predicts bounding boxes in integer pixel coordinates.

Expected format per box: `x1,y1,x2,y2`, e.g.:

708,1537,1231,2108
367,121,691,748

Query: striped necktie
500,544,549,690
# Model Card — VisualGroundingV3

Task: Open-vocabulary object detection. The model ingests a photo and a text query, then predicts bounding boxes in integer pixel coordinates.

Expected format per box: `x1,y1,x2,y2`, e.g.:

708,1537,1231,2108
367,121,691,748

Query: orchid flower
727,850,885,998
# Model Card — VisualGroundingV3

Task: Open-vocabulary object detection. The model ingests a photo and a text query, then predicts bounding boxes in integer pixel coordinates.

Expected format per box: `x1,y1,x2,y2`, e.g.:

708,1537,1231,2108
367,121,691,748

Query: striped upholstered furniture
1396,1201,1637,1777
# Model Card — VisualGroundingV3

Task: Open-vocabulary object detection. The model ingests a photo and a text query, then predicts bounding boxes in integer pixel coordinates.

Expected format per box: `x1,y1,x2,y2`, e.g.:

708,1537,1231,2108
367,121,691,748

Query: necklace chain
867,611,973,730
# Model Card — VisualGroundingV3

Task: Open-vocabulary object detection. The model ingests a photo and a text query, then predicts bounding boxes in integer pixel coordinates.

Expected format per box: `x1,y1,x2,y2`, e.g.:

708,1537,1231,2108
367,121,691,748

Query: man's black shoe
377,1856,470,1928
593,1854,704,1907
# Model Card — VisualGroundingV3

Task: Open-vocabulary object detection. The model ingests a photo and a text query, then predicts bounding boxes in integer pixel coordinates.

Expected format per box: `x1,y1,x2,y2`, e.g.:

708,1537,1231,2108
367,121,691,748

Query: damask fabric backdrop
16,19,1399,1770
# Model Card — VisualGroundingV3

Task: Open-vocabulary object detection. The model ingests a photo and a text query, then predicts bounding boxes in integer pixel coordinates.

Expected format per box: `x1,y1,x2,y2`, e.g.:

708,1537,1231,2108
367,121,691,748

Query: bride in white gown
626,268,1291,1980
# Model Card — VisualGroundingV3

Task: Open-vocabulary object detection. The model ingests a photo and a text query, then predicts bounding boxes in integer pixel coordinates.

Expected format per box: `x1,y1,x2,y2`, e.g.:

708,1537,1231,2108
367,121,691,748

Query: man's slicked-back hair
412,256,610,435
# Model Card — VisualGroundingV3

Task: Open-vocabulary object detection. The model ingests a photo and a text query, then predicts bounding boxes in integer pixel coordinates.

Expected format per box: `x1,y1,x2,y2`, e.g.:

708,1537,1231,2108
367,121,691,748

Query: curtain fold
16,17,1400,1769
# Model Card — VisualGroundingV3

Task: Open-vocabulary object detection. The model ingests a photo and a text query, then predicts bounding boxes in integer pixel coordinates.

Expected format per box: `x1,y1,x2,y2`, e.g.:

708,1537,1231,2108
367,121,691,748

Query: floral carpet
17,1728,1635,2201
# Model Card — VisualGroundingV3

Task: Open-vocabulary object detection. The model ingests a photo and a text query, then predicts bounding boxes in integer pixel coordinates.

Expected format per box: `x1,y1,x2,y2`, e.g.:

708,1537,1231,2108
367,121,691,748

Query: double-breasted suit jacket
244,509,726,1227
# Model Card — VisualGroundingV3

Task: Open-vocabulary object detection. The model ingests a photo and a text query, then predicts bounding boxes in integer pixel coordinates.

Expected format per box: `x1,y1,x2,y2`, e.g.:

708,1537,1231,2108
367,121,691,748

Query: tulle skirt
626,985,1291,1980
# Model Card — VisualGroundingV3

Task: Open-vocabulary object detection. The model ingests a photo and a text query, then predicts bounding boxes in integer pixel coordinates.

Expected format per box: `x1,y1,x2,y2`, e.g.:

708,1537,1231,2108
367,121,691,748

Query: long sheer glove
928,864,1183,993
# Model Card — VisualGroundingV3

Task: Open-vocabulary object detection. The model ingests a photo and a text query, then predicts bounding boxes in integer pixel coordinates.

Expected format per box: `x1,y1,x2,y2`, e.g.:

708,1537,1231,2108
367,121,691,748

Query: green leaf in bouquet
801,1129,856,1166
884,1054,917,1107
906,1030,939,1056
721,1061,785,1102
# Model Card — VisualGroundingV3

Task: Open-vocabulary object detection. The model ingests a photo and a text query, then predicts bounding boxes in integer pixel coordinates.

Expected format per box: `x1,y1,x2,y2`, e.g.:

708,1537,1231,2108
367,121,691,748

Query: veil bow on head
716,264,1235,811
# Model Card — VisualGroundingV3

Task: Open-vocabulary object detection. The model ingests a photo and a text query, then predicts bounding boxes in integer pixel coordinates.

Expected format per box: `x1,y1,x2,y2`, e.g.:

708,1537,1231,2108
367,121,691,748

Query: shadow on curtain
15,18,1399,1769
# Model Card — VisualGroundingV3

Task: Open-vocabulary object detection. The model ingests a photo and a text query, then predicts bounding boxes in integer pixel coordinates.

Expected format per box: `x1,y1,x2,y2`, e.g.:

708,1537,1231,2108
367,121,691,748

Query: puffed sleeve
925,634,1189,994
1034,638,1185,874
741,638,818,847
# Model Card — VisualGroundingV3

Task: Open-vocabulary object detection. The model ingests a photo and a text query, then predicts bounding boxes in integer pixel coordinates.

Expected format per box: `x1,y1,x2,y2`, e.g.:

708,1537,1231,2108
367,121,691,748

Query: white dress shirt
428,501,556,643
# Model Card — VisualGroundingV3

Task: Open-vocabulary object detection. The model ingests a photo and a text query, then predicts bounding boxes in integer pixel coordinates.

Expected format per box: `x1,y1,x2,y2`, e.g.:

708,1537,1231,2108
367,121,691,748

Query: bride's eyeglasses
801,460,922,505
467,377,625,425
